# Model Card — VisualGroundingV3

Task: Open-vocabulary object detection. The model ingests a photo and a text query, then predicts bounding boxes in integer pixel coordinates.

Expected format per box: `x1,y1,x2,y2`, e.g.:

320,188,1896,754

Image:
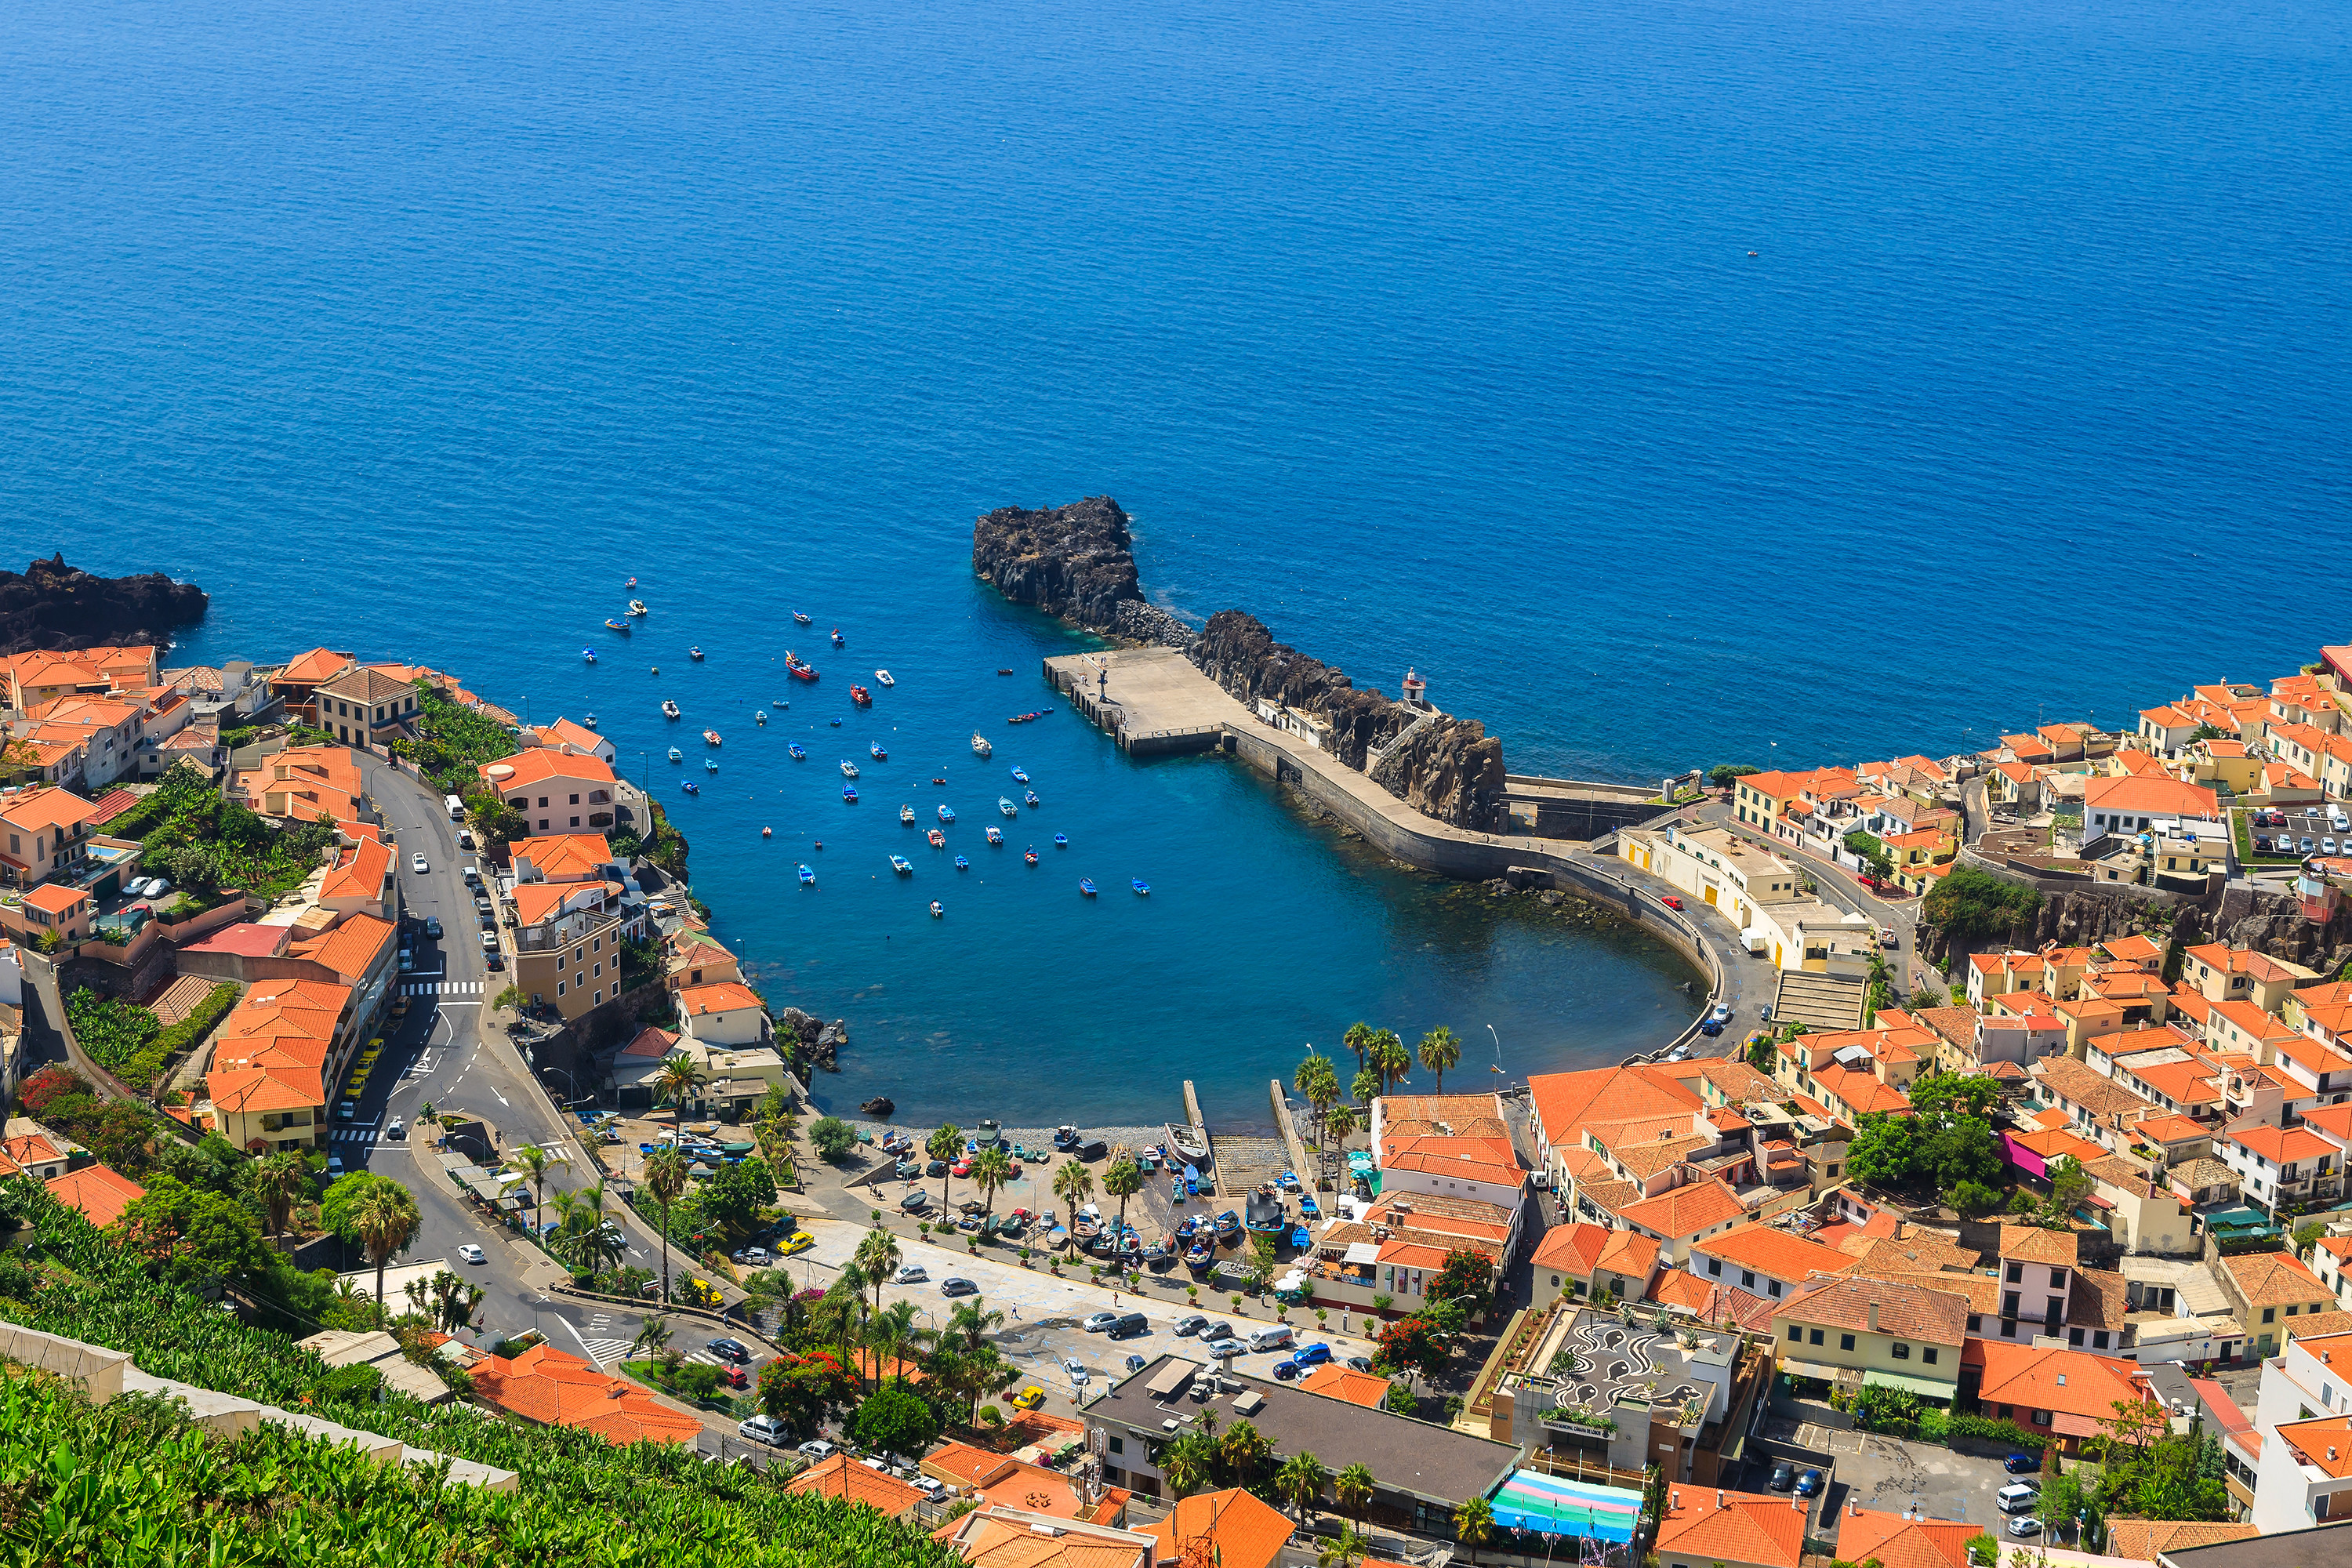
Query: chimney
1717,1491,1726,1509
1850,1501,1861,1518
1671,1491,1681,1512
1867,1301,1878,1332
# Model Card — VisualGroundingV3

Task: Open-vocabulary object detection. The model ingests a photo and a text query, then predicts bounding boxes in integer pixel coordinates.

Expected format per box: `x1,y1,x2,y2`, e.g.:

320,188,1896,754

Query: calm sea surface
4,0,2347,1125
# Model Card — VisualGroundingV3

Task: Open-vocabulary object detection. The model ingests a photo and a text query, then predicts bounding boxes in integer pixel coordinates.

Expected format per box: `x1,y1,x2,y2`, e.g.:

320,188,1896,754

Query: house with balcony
2249,1329,2352,1529
479,749,620,837
2028,1054,2161,1152
514,889,644,1022
677,980,767,1047
2222,1250,2334,1359
1530,1221,1661,1309
1,882,93,948
662,924,740,993
0,786,100,891
232,746,368,826
1994,1225,2078,1338
509,833,613,885
2184,944,2311,1013
203,978,358,1153
2221,1124,2340,1216
264,647,357,724
1961,1340,2152,1456
1772,1273,1967,1405
310,666,419,749
2081,775,2221,850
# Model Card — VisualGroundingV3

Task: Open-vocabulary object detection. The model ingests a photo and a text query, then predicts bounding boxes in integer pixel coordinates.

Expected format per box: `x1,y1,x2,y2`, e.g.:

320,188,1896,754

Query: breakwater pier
1044,646,1758,1051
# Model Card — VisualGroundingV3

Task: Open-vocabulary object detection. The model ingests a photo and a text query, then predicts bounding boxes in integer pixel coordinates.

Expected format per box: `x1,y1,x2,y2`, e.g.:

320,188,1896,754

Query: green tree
1163,1429,1219,1497
1218,1419,1272,1486
1416,1027,1461,1094
346,1180,422,1327
1371,1314,1446,1379
1454,1497,1496,1547
2042,1156,2092,1225
1908,1073,2002,1119
653,1055,710,1141
855,1227,902,1319
1923,864,2042,945
925,1123,964,1210
249,1151,314,1236
1429,1247,1494,1316
1950,1179,2005,1219
499,1144,565,1237
642,1145,689,1302
1708,764,1760,788
1368,1030,1411,1093
1381,1382,1418,1415
1846,1113,1926,1188
700,1158,778,1238
970,1145,1014,1222
1746,1035,1778,1073
1277,1450,1329,1524
1335,1462,1377,1526
1341,1022,1375,1078
111,1174,273,1287
1843,829,1894,882
1102,1156,1145,1242
809,1116,858,1163
1351,1065,1383,1106
850,1381,939,1458
1295,1051,1341,1144
1052,1158,1094,1254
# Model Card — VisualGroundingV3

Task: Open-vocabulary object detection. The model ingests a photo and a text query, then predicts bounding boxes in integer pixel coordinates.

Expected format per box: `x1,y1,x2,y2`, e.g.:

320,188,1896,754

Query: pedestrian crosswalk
577,1337,632,1366
402,980,485,996
331,1127,382,1145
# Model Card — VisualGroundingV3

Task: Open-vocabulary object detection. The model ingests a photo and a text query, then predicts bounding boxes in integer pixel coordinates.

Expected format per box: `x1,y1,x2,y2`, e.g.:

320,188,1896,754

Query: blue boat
870,742,887,760
1025,790,1041,808
681,780,699,794
890,855,913,875
829,717,841,727
938,804,955,822
1212,1210,1241,1237
605,618,630,632
953,855,970,870
1131,879,1150,895
788,743,807,760
582,647,598,663
1010,767,1029,783
1079,878,1096,897
797,865,815,884
842,785,858,801
1185,1240,1214,1269
1053,833,1068,848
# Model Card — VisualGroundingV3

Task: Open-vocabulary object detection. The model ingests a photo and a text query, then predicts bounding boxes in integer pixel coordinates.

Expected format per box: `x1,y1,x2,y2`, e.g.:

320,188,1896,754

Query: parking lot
2248,804,2352,859
1755,1412,2026,1536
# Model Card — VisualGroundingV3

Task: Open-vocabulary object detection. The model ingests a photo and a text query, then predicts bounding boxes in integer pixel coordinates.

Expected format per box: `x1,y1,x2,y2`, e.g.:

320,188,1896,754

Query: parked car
1699,1020,1725,1037
1706,1002,1733,1024
1202,1338,1245,1359
779,1232,815,1256
1343,1356,1375,1373
325,1156,344,1178
941,1277,978,1298
797,1439,838,1461
2256,837,2274,852
1082,1311,1122,1333
1246,1325,1294,1353
705,1338,752,1364
1010,1387,1046,1410
456,1243,486,1265
411,853,429,874
738,1414,789,1446
480,931,499,953
423,916,443,939
1123,1353,1148,1374
486,954,506,971
1200,1322,1232,1344
1661,895,1683,910
731,1247,772,1267
143,878,172,900
892,1263,928,1284
2006,1516,2043,1539
2003,1452,2042,1475
1106,1313,1149,1340
1062,1359,1090,1384
1174,1314,1210,1337
1998,1483,2041,1513
1768,1461,1795,1492
1287,1342,1333,1370
926,1159,949,1178
1795,1469,1824,1498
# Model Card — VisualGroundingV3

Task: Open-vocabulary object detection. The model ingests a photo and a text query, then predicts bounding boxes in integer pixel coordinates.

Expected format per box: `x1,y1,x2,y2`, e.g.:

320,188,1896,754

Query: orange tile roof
1774,1272,1965,1346
2083,775,2219,817
1144,1490,1292,1568
1532,1222,1615,1276
481,747,619,791
289,912,394,982
45,1163,146,1229
0,786,100,838
2227,1123,2337,1164
1293,1363,1392,1408
679,981,764,1017
1694,1221,1860,1284
21,883,89,915
1528,1064,1702,1146
938,1508,1149,1568
1653,1490,1802,1568
1595,1228,1663,1282
1835,1508,1982,1568
511,833,615,880
784,1452,926,1515
205,1065,322,1115
2133,1113,2210,1144
1617,1178,1748,1240
1996,1225,2081,1267
2103,1522,2258,1561
2221,1249,2331,1309
275,648,357,685
1962,1341,2148,1432
1380,1134,1523,1186
468,1342,703,1446
318,836,392,902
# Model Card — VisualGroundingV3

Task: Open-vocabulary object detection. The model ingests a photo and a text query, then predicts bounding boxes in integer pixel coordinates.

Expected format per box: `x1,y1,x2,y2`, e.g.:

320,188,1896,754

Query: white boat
840,760,859,779
900,804,916,824
999,797,1018,818
985,826,1004,844
629,600,648,615
971,731,992,757
875,669,895,687
661,699,680,720
667,747,682,763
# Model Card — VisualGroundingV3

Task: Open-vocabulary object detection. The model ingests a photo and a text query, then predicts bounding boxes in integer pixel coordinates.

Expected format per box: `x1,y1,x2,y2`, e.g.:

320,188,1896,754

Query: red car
1661,895,1684,910
952,1159,972,1178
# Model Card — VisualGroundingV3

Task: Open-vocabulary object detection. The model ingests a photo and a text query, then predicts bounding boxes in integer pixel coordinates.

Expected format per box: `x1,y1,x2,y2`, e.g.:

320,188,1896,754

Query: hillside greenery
131,767,337,900
390,679,516,798
0,1179,961,1567
64,982,238,1093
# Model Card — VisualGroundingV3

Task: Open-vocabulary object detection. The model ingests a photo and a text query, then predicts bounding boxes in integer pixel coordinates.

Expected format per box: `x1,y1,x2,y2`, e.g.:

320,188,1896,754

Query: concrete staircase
1770,971,1869,1033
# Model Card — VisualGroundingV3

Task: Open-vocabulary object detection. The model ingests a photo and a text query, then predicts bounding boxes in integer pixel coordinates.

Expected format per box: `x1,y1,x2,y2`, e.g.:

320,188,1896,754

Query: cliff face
1188,609,1509,833
1919,882,2352,977
971,496,1190,645
0,554,207,655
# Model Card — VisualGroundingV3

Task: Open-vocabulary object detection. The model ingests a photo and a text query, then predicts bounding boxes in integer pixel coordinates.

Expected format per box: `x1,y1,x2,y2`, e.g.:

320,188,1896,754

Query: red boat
785,652,818,682
850,684,872,706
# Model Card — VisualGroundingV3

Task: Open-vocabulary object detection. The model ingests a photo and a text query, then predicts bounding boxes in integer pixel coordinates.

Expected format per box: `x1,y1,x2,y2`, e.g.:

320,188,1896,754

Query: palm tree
653,1054,710,1141
926,1123,964,1211
970,1145,1013,1221
1317,1529,1371,1568
348,1181,421,1328
630,1314,674,1360
1327,1104,1361,1145
1341,1022,1374,1078
1453,1497,1494,1548
866,1298,927,1385
252,1152,311,1236
1294,1052,1341,1145
753,1117,796,1186
1335,1462,1376,1526
1052,1158,1094,1254
943,1295,1005,1356
1417,1026,1461,1094
1163,1430,1218,1498
1350,1066,1382,1108
855,1226,902,1318
1277,1450,1329,1526
1369,1029,1411,1094
1218,1419,1272,1486
501,1143,566,1240
643,1145,690,1304
1102,1156,1144,1245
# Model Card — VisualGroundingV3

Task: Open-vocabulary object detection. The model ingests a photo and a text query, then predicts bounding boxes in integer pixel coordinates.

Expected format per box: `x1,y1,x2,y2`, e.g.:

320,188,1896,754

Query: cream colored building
1771,1273,1966,1403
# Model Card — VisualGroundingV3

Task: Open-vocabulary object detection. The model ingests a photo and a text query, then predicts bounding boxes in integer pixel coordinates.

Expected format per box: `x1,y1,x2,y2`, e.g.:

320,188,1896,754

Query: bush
809,1118,858,1163
1946,1413,2049,1450
20,1065,89,1116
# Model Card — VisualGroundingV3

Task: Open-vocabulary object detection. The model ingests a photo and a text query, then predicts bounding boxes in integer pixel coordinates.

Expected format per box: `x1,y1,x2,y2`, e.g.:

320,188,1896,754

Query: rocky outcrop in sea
971,496,1192,646
1189,610,1509,833
0,554,207,655
776,1007,850,1073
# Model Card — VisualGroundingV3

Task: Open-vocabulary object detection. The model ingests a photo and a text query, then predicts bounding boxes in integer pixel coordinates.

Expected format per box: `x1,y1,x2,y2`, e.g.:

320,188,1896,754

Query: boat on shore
629,599,648,615
799,864,815,884
704,729,722,746
1168,1125,1209,1163
970,731,992,757
605,617,630,633
662,699,681,720
899,804,915,823
840,760,859,778
890,855,913,875
927,829,946,848
667,746,682,763
985,826,1003,844
937,804,954,823
1079,878,1096,897
788,743,807,760
976,1120,1001,1146
870,742,887,760
875,669,895,686
786,652,818,681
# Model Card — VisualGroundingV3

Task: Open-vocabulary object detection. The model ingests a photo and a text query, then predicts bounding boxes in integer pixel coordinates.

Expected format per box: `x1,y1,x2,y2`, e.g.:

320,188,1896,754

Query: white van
445,794,465,822
1246,1325,1294,1354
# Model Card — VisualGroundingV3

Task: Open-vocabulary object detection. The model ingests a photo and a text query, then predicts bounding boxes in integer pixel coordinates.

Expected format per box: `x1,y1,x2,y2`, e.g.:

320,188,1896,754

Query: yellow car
1010,1387,1045,1410
779,1232,815,1257
684,1278,722,1308
347,1072,370,1089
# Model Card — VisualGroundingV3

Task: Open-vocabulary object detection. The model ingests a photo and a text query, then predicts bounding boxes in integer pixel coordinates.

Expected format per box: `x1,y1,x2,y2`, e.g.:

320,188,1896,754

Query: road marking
493,1089,510,1106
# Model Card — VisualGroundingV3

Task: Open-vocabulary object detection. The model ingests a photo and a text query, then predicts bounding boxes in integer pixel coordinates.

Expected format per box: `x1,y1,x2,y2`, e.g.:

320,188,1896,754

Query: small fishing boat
582,647,597,663
605,618,630,633
842,785,858,801
1025,790,1041,808
927,829,946,848
831,628,844,645
704,758,718,772
850,684,871,706
689,646,704,660
931,776,946,785
829,717,841,726
985,826,1003,844
788,742,807,760
999,797,1018,817
760,826,771,837
1174,1215,1197,1240
953,855,969,870
1053,833,1068,848
1132,879,1151,895
930,900,942,918
971,731,992,757
870,742,887,760
890,855,913,875
704,729,722,747
662,699,681,720
792,612,811,625
1080,878,1097,897
785,652,818,681
1023,848,1039,865
1185,1240,1214,1269
583,713,597,728
977,1120,1001,1145
1011,768,1033,786
937,804,954,823
875,669,895,686
798,864,815,884
840,760,859,778
1213,1210,1242,1238
667,747,682,763
629,599,648,615
626,575,637,588
899,804,916,823
755,711,767,725
1007,709,1053,723
1167,1125,1210,1165
681,780,700,794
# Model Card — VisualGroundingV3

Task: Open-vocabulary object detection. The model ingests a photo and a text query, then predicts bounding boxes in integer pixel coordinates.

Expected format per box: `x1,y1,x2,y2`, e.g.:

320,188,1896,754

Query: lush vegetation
134,767,337,900
389,681,516,797
0,1181,964,1567
1708,763,1760,787
1922,863,2043,944
64,982,238,1092
1846,1073,2004,1195
1843,829,1893,882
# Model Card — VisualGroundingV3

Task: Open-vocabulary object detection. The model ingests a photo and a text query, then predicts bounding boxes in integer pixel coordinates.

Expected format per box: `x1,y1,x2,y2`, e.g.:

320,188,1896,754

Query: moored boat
582,647,597,662
870,742,887,760
976,1120,1001,1145
798,864,815,884
1010,767,1029,783
662,699,681,720
953,855,969,869
786,652,818,681
970,731,991,757
899,804,915,823
937,804,954,823
842,785,858,801
1079,878,1096,897
605,618,630,632
1185,1240,1214,1269
792,612,811,625
999,797,1017,817
667,747,682,763
1025,791,1041,808
851,684,871,706
681,780,699,794
1053,833,1068,847
704,729,722,746
985,826,1003,844
840,760,859,778
704,758,718,772
927,829,946,848
1007,709,1053,723
583,713,597,728
629,599,648,615
1023,848,1038,865
831,628,844,645
890,855,913,875
788,743,807,760
755,710,767,724
875,669,894,686
1132,879,1151,895
689,646,704,660
930,900,942,917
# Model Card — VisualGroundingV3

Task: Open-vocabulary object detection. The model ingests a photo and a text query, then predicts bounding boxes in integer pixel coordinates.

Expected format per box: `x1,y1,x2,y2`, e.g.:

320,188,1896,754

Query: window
2266,1308,2278,1323
1968,1314,1982,1331
1788,1325,1802,1342
1810,1328,1825,1346
1839,1334,1855,1352
538,797,549,808
2007,1263,2024,1283
1108,1437,1123,1454
2069,1327,2084,1347
1706,1258,1722,1277
570,793,580,805
1922,1347,1939,1366
1741,1270,1756,1288
2032,1410,2053,1426
557,982,565,996
2050,1268,2067,1287
1892,1342,1911,1360
1769,1279,1782,1298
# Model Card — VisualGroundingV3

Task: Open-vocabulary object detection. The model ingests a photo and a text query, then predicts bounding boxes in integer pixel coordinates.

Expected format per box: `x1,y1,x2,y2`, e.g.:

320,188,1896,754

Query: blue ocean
5,0,2346,1126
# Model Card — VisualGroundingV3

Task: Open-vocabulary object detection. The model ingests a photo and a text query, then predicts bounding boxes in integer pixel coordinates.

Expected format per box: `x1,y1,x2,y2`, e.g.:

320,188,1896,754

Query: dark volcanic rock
972,496,1191,645
0,554,207,656
1188,609,1509,833
776,1007,848,1073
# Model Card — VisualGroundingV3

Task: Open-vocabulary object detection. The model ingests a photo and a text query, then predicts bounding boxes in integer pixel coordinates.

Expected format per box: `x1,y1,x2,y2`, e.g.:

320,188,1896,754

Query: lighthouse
1401,667,1428,710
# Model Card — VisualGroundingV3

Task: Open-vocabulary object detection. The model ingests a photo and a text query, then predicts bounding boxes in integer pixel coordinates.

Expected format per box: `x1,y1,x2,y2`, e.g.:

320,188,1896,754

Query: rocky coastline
972,499,1509,833
775,1007,851,1074
0,554,208,655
